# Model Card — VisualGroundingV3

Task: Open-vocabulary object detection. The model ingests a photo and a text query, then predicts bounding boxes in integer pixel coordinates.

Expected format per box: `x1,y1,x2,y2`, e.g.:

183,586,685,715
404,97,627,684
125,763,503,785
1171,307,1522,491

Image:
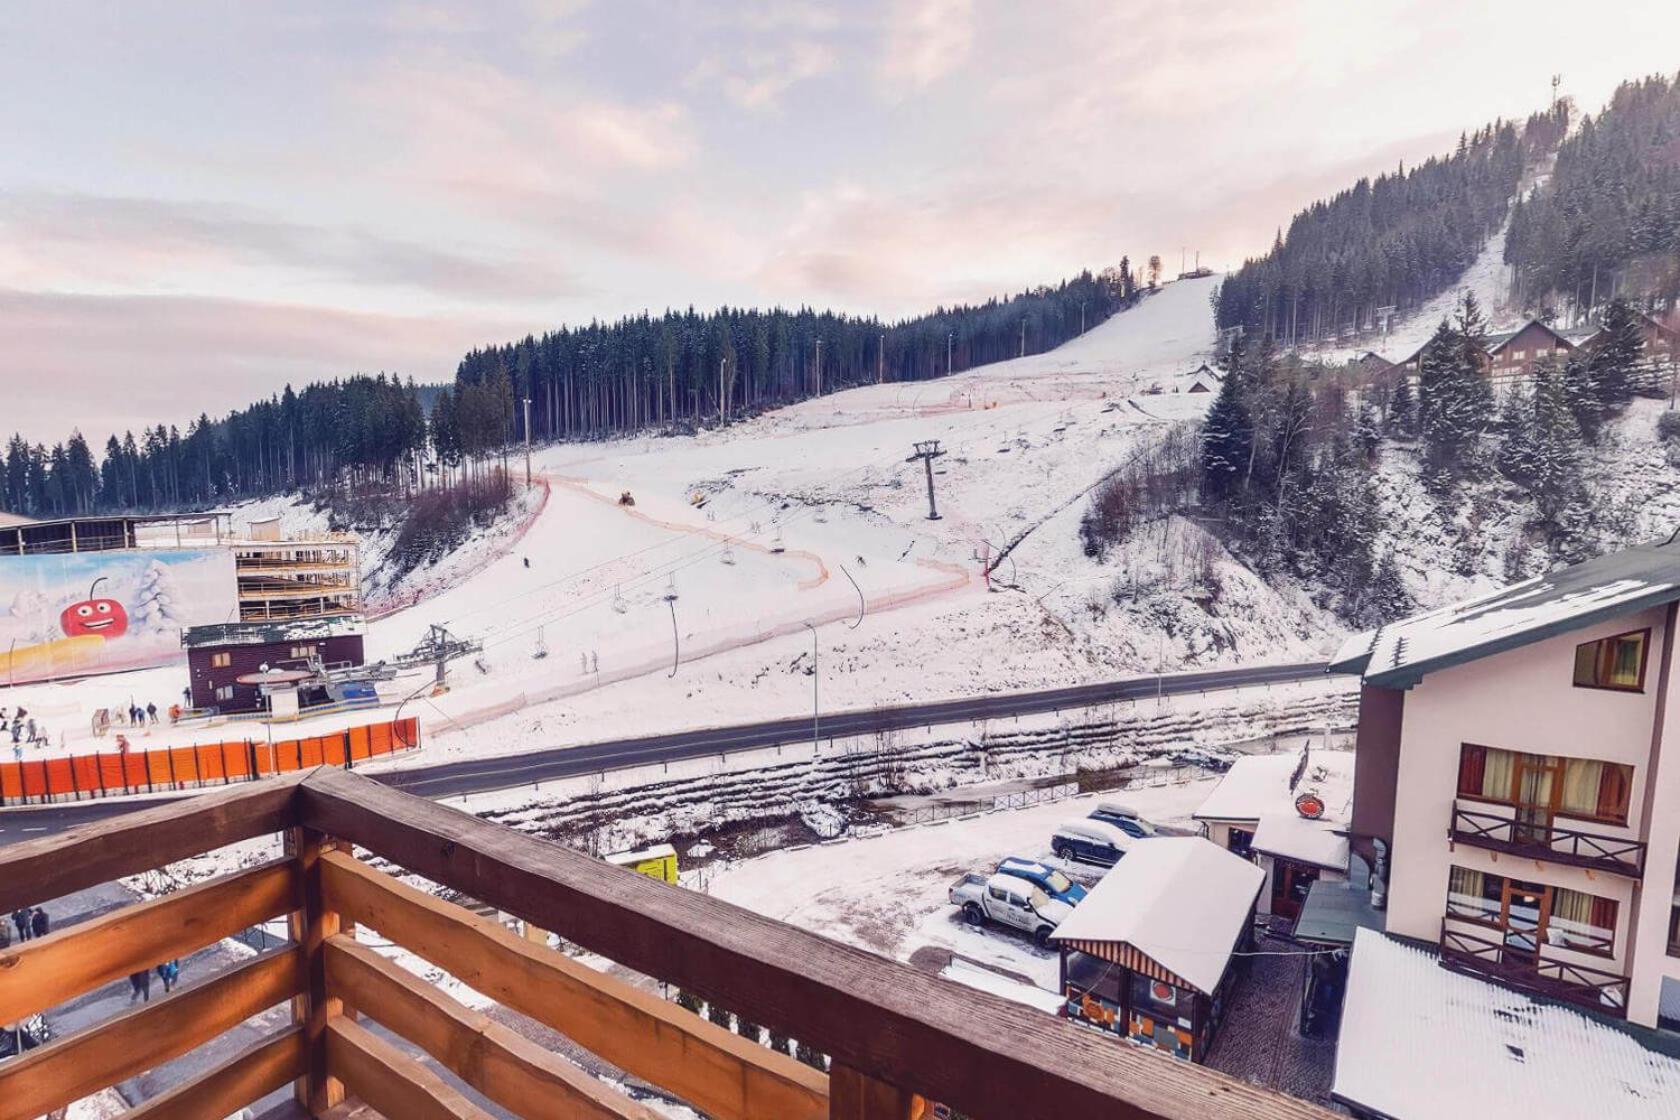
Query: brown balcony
0,769,1336,1120
1439,923,1629,1018
1449,803,1646,877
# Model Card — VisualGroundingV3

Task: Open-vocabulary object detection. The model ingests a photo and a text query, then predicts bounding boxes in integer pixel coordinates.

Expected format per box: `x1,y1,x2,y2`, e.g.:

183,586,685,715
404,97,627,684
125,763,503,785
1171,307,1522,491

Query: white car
949,872,1072,947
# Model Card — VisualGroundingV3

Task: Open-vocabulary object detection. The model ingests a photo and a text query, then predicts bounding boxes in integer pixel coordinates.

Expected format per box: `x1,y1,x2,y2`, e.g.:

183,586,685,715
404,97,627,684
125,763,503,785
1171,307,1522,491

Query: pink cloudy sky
1,0,1673,441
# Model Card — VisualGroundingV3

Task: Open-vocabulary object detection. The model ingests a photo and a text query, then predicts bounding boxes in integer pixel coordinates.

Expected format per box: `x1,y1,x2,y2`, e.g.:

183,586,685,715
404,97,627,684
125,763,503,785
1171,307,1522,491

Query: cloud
878,0,974,94
693,39,837,111
0,287,532,441
0,192,583,303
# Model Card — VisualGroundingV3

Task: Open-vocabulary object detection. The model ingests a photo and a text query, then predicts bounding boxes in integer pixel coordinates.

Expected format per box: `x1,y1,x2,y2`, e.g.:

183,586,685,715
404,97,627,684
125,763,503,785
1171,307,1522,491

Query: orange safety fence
0,716,420,805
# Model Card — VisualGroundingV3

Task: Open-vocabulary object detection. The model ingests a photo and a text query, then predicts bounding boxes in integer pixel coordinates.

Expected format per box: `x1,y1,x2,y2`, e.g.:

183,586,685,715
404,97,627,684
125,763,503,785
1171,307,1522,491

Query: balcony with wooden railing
1438,921,1629,1018
1448,802,1647,877
0,769,1333,1120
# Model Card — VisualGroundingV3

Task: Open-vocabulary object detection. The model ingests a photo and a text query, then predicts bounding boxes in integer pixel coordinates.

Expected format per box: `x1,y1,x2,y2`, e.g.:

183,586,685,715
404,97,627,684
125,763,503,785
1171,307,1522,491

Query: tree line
1213,107,1566,346
0,263,1144,519
1505,72,1680,317
453,265,1142,444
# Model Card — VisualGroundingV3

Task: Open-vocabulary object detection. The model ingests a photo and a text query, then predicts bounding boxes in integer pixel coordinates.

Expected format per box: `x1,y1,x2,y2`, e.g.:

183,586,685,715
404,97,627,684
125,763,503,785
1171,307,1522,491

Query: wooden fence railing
0,768,1336,1120
0,717,419,806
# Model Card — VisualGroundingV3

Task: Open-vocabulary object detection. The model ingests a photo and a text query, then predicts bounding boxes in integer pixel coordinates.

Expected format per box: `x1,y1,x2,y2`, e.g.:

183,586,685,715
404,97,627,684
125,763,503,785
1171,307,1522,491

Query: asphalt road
0,660,1330,839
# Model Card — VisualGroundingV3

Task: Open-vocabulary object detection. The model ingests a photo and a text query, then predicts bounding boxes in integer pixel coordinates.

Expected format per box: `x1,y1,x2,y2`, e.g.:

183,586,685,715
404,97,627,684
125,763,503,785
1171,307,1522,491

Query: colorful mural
0,549,237,683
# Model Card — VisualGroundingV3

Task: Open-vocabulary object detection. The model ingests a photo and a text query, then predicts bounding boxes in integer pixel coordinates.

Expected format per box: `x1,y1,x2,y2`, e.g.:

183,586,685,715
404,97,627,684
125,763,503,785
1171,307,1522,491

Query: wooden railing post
829,1065,916,1120
288,827,353,1114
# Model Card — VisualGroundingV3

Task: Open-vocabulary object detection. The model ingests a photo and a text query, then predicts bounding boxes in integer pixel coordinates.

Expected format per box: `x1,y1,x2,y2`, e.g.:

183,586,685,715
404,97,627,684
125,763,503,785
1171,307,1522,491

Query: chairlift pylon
612,584,628,614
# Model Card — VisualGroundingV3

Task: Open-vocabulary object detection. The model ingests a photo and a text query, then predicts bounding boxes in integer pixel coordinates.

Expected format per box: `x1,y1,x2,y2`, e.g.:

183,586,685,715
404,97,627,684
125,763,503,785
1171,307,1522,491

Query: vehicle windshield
1045,870,1073,893
1029,887,1053,911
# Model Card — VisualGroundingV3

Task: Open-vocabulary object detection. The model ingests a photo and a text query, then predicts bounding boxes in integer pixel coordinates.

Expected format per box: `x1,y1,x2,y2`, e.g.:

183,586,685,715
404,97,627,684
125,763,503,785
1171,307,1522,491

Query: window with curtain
1573,630,1649,690
1457,745,1632,826
1446,866,1500,925
1547,887,1617,954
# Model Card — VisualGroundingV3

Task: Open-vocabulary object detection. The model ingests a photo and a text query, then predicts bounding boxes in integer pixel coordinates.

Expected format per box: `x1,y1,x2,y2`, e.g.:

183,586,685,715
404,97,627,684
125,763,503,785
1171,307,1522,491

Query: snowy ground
10,276,1290,766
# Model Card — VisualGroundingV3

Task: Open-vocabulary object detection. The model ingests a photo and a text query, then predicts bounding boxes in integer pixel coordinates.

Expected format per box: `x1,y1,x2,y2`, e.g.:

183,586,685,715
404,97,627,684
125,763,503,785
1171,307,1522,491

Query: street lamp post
803,621,819,755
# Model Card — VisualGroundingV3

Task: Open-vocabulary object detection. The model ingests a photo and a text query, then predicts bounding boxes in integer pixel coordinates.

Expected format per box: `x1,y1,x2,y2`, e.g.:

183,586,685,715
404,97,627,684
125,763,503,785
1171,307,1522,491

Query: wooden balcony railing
0,768,1337,1120
1438,923,1629,1017
1449,803,1647,877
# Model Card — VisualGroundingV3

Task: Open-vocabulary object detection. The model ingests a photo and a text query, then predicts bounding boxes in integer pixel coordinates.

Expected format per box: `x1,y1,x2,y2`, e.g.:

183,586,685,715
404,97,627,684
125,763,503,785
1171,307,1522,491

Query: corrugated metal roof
1331,539,1680,687
1334,929,1680,1119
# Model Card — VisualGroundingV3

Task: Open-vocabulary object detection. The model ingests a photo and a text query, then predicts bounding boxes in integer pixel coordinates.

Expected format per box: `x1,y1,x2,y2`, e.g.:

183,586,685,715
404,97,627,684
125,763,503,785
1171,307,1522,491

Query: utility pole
1018,319,1026,358
719,356,727,425
878,332,885,383
946,332,953,376
1079,302,1086,335
814,338,823,396
803,621,819,755
522,397,532,488
906,440,946,520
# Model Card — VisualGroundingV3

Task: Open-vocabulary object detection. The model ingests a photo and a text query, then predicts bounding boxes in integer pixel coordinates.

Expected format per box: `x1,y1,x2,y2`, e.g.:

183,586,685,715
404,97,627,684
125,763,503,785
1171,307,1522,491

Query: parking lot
703,775,1220,1002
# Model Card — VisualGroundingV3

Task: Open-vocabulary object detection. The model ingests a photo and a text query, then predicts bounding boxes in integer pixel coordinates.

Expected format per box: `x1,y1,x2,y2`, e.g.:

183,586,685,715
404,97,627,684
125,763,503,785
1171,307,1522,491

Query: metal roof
182,613,365,649
1292,854,1381,945
1331,539,1680,688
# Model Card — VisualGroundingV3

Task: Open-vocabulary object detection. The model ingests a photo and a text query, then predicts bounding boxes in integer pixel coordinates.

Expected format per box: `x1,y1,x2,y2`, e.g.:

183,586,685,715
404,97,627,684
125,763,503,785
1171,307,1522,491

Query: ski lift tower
907,440,947,521
391,624,484,691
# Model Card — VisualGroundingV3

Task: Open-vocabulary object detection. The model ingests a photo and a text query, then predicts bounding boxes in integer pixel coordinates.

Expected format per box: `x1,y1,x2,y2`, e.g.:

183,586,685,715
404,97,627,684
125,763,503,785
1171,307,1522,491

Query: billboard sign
0,548,238,683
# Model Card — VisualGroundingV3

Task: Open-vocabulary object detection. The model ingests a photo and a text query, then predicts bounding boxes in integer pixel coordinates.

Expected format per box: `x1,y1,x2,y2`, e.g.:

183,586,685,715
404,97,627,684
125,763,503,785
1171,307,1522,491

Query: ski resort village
5,10,1680,1120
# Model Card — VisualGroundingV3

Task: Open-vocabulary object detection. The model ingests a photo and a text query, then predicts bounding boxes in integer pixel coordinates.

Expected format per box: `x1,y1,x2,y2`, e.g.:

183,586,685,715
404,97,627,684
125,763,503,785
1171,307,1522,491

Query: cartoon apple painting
60,577,129,640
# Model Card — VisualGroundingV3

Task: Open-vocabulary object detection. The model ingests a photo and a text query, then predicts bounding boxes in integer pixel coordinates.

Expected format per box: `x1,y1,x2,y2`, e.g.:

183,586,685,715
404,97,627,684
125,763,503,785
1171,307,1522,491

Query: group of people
128,959,182,1003
2,705,50,756
8,905,50,944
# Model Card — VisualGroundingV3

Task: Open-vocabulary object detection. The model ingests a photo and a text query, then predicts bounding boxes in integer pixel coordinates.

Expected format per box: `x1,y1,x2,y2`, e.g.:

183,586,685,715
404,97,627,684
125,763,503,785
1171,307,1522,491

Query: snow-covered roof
1249,814,1348,872
1192,748,1354,826
1334,929,1680,1120
1331,540,1680,687
1050,836,1262,994
182,613,367,649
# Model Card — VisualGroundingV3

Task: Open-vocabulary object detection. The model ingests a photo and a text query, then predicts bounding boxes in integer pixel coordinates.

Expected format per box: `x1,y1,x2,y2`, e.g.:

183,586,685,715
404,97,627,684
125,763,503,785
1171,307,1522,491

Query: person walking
30,907,49,939
156,959,180,993
129,969,151,1003
147,702,158,726
10,722,21,747
25,717,37,744
12,907,30,942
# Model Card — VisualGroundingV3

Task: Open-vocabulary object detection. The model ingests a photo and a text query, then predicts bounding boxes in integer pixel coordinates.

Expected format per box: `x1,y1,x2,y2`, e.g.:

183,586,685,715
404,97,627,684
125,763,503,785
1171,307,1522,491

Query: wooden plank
325,1017,492,1120
0,947,306,1120
319,851,825,1120
287,828,350,1113
325,934,659,1120
123,1025,307,1120
0,858,300,1024
0,772,305,913
829,1065,916,1120
301,768,1335,1120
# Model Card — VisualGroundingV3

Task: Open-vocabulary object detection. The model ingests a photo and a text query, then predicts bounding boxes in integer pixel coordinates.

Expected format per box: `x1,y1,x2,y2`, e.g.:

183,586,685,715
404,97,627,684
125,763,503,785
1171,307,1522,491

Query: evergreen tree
1497,362,1584,524
1589,296,1645,407
1417,296,1493,478
1388,373,1416,436
1366,552,1413,624
1198,368,1252,506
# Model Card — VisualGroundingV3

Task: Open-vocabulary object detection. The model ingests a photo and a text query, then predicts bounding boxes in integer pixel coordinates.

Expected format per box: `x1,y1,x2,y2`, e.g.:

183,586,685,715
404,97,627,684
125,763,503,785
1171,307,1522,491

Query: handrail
1449,803,1647,876
298,767,1335,1120
0,770,1339,1120
1439,924,1629,1014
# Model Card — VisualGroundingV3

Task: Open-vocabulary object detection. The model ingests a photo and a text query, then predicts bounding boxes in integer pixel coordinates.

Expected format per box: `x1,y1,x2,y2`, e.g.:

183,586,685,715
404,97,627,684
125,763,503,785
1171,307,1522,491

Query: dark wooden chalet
183,615,365,713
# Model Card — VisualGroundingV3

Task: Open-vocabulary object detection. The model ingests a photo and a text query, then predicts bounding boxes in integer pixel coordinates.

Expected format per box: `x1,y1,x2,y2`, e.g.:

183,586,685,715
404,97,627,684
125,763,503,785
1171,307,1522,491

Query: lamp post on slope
803,621,819,756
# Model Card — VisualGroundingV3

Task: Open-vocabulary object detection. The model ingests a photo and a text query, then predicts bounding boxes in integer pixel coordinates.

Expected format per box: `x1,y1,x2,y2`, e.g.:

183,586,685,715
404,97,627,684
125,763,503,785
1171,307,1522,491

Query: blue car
996,857,1088,905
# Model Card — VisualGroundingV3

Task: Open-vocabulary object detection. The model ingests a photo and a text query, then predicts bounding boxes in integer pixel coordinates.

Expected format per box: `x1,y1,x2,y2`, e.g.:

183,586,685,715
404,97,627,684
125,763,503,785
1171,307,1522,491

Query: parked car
996,856,1088,905
1087,801,1159,839
949,871,1071,947
1052,819,1136,866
